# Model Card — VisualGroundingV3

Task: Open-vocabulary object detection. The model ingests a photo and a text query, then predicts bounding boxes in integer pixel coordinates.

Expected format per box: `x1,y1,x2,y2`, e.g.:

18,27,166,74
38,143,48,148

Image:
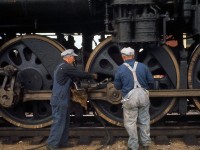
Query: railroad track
0,114,200,137
0,126,200,137
0,126,200,146
0,114,200,145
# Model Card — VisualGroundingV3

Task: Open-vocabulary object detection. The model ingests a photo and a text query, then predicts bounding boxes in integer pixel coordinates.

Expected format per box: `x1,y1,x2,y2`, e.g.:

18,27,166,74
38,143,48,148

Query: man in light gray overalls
114,47,154,150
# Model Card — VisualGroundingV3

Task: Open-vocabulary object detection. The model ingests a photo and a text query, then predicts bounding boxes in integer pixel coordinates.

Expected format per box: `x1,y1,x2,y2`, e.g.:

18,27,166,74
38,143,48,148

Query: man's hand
92,73,98,79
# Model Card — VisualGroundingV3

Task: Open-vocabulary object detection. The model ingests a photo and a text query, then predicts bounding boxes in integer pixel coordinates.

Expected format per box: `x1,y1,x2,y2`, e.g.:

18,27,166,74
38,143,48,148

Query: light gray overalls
122,62,151,150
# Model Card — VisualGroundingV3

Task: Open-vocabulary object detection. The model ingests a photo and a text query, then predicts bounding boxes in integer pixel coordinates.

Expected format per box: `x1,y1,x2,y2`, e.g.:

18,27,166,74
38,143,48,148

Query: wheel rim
188,44,200,110
86,37,180,126
0,35,64,128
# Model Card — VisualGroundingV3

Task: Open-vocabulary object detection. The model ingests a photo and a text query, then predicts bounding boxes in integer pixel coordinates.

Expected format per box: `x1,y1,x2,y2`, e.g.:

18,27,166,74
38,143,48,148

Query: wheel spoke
92,49,119,76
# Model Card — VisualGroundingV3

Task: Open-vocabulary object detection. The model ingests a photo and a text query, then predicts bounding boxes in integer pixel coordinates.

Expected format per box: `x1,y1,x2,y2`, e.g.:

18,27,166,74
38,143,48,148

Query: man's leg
59,108,70,147
47,104,68,148
47,105,59,149
137,103,151,147
124,107,139,150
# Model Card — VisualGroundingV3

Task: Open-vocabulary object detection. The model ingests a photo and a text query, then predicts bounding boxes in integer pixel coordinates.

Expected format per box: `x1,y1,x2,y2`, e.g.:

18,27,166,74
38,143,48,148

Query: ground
0,138,200,150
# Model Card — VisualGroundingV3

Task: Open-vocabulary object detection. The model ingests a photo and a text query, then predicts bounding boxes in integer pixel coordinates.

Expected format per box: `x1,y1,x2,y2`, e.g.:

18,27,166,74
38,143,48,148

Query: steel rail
0,126,200,137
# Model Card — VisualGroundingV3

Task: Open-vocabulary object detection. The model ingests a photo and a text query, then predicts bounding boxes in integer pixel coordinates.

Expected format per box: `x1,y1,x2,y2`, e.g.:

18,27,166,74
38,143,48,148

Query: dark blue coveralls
47,60,93,149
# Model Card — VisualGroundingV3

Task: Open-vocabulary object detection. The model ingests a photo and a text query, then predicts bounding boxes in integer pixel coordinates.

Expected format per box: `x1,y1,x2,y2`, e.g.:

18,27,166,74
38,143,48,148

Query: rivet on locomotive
0,0,199,128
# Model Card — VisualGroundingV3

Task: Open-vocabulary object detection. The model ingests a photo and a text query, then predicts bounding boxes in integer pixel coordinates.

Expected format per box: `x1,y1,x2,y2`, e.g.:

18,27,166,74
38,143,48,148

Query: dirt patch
0,137,200,150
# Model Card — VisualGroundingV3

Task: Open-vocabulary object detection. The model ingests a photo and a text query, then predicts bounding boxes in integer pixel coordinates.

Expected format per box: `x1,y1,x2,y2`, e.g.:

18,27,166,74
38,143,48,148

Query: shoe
46,144,59,150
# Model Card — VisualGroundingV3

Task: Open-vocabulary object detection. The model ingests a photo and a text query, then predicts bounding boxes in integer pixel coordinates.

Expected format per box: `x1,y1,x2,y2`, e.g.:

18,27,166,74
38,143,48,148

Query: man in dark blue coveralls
46,49,95,150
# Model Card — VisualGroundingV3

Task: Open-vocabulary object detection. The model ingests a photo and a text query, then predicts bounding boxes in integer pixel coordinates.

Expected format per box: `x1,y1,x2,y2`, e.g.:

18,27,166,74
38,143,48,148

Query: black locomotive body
0,0,199,129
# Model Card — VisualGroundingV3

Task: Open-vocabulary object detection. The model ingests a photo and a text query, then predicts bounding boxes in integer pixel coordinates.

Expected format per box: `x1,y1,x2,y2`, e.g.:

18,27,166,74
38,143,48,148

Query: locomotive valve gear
72,78,121,105
106,82,121,104
73,78,110,90
0,76,16,108
88,82,122,104
0,65,19,108
73,80,97,90
0,65,18,76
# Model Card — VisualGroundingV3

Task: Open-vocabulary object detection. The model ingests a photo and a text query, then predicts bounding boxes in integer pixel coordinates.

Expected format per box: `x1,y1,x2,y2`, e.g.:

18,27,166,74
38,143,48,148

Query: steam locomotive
0,0,199,129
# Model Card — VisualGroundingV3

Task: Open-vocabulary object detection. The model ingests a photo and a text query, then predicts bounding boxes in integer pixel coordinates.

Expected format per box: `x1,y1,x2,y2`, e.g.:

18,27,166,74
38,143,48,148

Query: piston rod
23,89,200,102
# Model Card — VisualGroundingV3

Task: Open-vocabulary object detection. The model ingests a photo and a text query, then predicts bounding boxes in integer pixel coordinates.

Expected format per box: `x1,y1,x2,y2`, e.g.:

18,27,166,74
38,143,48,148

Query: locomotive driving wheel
188,45,200,110
0,35,64,128
86,37,180,126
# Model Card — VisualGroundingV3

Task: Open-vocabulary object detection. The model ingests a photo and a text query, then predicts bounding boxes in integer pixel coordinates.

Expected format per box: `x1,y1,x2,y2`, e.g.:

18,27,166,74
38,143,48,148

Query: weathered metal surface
0,76,15,107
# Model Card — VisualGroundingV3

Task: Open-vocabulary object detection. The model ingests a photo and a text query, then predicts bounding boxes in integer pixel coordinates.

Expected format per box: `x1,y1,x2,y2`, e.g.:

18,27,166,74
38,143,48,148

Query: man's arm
63,64,94,79
146,67,155,89
114,70,122,90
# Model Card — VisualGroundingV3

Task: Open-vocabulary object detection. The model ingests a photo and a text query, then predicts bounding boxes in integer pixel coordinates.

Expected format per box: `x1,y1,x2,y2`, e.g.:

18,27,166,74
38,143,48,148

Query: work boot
46,144,59,150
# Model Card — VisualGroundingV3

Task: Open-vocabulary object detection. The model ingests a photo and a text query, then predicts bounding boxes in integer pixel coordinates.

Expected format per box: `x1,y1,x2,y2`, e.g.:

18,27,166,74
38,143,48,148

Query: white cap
61,49,78,57
121,47,135,56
